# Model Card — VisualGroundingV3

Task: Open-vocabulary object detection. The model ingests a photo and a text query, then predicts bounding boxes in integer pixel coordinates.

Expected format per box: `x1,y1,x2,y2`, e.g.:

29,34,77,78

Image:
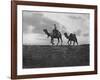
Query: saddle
53,30,60,37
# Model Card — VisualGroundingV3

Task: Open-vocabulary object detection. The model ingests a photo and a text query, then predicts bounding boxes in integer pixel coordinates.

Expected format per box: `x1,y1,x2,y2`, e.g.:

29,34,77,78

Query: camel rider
53,24,59,36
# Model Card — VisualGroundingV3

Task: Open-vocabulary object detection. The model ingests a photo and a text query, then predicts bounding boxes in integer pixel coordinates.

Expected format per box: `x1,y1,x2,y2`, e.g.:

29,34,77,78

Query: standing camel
43,29,63,45
64,32,78,45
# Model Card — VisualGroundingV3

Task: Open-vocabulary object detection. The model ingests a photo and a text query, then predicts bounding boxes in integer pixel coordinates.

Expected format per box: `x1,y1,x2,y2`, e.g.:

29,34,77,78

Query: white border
17,5,94,75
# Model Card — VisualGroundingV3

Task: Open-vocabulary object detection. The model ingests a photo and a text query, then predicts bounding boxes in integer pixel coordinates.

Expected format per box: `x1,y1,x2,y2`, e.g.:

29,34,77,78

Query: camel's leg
75,39,78,45
51,38,54,45
60,37,63,45
76,40,78,45
69,40,72,45
67,40,69,45
73,41,75,45
76,41,78,45
50,38,52,43
57,38,59,45
67,40,70,45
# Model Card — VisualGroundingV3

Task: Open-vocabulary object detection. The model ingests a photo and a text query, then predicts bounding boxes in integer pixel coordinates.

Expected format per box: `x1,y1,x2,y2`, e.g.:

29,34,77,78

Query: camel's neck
66,35,69,39
65,33,69,39
45,30,50,37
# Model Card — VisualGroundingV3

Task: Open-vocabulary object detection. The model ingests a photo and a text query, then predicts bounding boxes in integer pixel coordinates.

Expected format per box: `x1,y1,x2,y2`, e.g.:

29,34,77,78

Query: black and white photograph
11,1,97,79
22,11,90,68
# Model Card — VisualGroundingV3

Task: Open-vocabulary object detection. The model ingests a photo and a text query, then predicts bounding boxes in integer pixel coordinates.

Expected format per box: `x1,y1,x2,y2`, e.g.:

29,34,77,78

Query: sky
22,11,90,45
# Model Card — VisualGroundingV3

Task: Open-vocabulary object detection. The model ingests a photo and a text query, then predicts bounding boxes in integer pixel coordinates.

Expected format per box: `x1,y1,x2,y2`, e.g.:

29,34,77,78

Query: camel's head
43,29,47,33
64,32,67,36
64,32,69,38
43,29,50,38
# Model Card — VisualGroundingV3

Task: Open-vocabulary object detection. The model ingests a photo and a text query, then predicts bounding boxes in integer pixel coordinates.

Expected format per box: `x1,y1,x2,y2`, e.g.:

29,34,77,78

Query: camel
64,32,78,45
43,29,63,45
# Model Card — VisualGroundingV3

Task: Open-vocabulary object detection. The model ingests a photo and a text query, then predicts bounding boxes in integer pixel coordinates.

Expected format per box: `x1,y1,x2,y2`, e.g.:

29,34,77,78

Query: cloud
43,12,89,34
68,15,82,20
74,29,82,36
22,11,59,34
83,33,89,37
23,33,50,45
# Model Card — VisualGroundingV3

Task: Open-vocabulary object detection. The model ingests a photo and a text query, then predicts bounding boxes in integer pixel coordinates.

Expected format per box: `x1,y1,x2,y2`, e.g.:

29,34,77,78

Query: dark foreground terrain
23,44,89,68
